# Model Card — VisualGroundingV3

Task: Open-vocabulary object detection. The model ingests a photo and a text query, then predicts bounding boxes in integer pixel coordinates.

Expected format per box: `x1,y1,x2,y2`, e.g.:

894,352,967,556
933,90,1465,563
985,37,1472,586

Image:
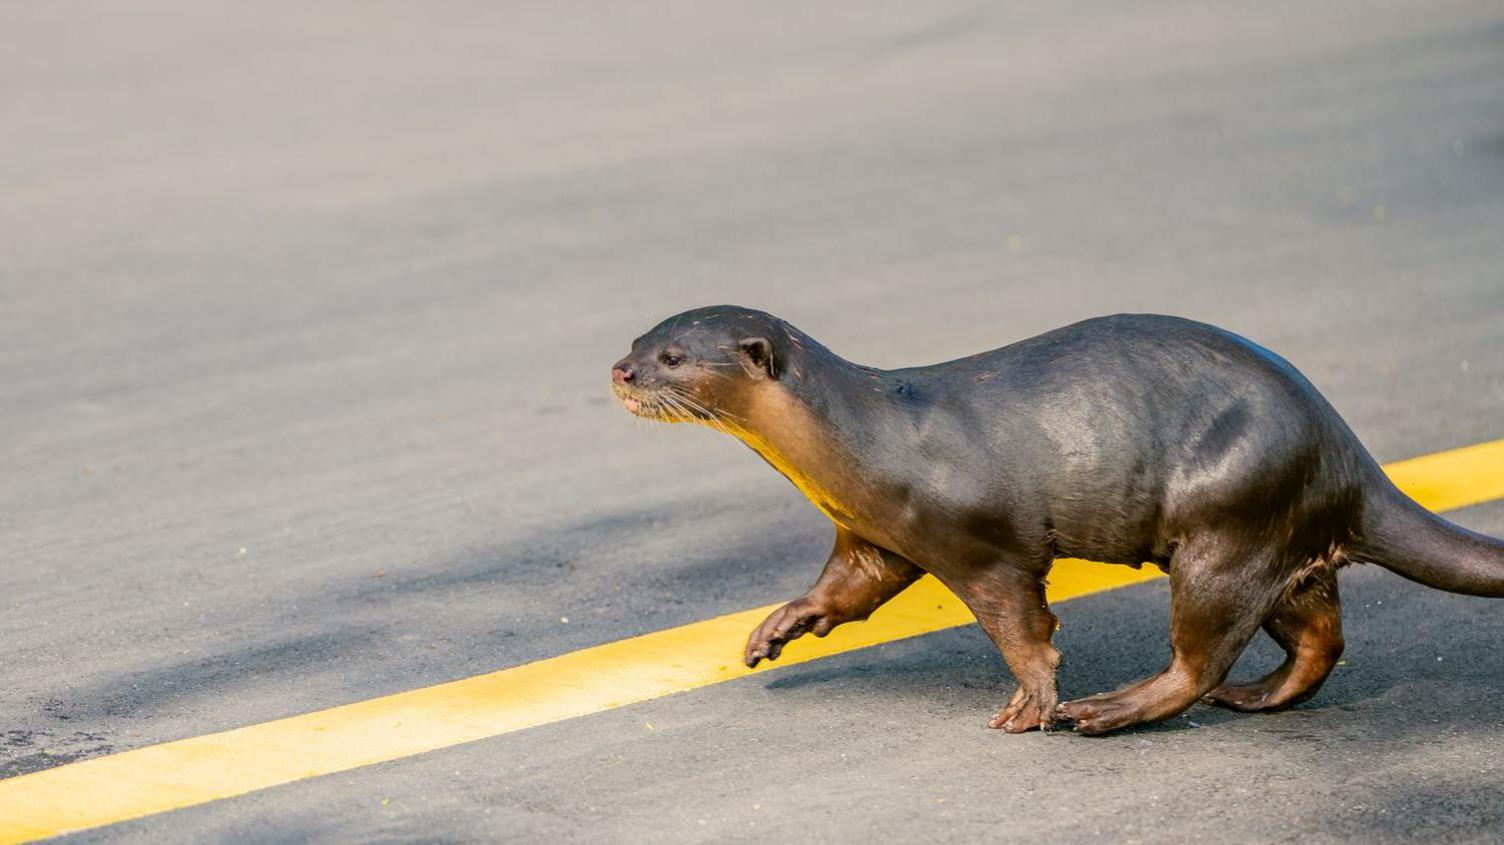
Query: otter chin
613,389,641,415
611,305,1504,736
609,380,701,423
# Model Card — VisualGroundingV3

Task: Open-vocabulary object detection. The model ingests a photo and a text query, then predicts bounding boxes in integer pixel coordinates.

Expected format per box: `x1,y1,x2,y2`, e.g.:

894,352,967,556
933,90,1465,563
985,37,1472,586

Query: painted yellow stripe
2,438,1503,843
1382,437,1504,512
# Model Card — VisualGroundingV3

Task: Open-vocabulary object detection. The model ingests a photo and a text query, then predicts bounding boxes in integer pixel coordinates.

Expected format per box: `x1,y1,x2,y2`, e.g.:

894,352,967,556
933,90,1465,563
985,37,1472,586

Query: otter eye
660,353,683,368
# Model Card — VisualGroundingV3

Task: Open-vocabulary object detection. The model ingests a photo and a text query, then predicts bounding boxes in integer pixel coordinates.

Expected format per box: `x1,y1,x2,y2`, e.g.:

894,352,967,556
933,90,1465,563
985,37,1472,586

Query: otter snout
611,360,636,385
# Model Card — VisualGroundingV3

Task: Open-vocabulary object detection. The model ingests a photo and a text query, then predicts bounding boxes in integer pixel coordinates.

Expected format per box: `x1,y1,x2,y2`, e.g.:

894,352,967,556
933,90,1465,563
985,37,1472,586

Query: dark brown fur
612,307,1504,734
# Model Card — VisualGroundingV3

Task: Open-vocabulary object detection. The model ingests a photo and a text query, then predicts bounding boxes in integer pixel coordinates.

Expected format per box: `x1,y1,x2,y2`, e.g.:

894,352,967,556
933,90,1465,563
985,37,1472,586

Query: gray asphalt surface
3,1,1503,842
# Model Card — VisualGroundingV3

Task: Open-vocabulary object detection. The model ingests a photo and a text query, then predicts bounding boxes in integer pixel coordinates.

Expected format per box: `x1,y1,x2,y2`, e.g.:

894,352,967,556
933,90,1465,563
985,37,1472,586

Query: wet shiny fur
612,307,1504,734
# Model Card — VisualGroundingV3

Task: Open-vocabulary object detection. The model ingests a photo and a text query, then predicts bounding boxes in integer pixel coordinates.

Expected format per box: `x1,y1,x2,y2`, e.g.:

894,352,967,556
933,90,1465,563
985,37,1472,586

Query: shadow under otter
610,307,1504,735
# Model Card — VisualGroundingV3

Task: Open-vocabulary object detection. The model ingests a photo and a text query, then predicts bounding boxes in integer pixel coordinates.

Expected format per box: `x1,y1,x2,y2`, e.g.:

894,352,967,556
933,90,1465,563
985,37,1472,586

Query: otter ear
737,336,780,380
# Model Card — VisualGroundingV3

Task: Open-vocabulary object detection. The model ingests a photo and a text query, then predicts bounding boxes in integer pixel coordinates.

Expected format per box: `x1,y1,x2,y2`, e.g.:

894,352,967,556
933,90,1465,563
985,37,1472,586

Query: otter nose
612,361,635,385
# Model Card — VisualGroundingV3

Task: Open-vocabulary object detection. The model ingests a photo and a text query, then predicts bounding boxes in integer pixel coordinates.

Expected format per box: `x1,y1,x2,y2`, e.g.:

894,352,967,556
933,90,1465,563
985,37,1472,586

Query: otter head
611,306,785,425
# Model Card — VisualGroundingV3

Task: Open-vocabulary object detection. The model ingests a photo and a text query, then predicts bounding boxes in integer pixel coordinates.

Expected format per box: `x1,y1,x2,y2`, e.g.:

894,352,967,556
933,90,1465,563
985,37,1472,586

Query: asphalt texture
3,1,1504,841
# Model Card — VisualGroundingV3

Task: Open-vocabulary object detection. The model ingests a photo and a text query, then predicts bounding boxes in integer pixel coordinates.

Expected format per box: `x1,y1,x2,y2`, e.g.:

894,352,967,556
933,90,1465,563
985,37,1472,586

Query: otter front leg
958,565,1062,733
744,528,922,668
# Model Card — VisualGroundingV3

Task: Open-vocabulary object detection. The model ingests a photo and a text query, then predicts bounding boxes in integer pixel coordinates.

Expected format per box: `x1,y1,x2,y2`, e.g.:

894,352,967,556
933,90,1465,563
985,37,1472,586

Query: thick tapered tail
1350,479,1504,597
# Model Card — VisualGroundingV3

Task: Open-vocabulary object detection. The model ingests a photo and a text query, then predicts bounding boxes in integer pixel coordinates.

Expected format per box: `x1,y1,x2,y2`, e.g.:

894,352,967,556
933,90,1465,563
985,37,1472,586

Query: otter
610,306,1504,735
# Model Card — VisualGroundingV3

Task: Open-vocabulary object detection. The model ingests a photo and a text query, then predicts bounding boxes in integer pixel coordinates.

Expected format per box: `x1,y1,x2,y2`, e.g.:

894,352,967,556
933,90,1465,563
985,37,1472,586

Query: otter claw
744,599,832,668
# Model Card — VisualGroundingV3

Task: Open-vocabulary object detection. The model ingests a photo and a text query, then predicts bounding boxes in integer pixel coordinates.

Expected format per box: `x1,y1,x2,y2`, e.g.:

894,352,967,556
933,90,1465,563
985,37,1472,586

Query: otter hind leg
1059,536,1285,735
1203,565,1344,712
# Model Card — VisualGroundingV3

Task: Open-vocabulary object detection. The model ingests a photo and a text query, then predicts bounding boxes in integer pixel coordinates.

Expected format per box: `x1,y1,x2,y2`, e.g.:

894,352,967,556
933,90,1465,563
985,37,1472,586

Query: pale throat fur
714,363,916,545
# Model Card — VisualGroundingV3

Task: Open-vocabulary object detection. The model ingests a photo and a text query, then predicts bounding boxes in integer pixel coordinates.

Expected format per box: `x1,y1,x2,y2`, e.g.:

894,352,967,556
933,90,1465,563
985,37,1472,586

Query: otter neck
719,347,919,535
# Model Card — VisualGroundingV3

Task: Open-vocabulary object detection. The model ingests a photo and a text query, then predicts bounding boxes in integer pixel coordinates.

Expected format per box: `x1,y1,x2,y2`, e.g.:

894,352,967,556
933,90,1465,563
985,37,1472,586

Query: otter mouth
612,382,690,422
611,382,726,427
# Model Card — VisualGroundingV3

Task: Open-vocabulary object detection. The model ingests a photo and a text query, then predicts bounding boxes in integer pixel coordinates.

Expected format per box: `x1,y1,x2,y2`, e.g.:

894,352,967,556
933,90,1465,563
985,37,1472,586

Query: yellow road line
1382,437,1504,512
3,438,1503,843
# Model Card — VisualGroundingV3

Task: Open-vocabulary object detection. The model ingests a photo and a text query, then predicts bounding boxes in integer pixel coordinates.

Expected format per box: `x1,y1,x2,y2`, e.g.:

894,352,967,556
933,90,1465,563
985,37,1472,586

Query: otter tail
1350,478,1504,597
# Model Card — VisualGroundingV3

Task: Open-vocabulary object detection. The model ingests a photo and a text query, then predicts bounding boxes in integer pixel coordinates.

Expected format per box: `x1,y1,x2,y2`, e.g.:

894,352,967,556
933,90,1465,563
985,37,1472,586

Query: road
3,0,1503,841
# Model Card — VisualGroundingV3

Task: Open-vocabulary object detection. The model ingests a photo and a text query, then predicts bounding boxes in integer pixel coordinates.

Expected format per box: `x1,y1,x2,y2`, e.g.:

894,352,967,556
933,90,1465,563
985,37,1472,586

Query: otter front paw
988,684,1059,733
743,598,839,667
